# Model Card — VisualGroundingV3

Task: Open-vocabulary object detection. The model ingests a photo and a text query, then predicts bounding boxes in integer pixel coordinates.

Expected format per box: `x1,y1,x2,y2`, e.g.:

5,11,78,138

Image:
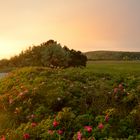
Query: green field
86,61,140,75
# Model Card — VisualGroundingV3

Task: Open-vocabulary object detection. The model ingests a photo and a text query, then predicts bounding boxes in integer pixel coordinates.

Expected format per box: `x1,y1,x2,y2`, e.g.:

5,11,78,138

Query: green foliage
41,43,69,67
0,40,87,69
0,67,140,139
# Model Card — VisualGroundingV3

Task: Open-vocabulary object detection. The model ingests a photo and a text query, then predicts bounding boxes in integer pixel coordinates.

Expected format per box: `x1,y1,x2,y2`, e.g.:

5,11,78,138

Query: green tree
1,40,87,68
41,42,69,68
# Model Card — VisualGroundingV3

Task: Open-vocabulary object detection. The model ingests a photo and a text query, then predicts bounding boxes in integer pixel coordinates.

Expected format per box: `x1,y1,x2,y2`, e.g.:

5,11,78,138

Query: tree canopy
0,40,87,68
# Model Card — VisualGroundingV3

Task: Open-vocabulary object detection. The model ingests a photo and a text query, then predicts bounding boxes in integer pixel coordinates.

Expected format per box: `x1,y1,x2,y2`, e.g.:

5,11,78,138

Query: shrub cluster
0,67,140,139
0,40,87,69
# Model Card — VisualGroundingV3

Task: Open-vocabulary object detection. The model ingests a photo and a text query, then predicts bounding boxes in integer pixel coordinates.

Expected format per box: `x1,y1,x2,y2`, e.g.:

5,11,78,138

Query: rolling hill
85,51,140,60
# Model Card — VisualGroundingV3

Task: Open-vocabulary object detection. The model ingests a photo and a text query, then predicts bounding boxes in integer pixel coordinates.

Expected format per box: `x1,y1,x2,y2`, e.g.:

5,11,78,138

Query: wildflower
53,120,59,127
31,114,35,119
57,130,63,135
23,133,30,139
0,135,6,140
48,130,54,135
84,126,92,133
31,122,37,127
77,131,82,140
98,123,104,130
105,114,109,122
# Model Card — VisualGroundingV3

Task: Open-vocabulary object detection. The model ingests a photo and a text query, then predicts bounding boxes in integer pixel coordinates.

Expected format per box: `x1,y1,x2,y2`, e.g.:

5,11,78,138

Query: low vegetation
0,66,140,139
0,41,140,139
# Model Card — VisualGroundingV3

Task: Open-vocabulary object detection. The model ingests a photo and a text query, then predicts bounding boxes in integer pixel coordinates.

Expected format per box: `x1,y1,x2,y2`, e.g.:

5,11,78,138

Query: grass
86,60,140,75
0,61,140,75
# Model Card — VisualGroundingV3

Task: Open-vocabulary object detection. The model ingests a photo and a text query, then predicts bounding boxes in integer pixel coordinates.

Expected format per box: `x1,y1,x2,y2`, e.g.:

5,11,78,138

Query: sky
0,0,140,59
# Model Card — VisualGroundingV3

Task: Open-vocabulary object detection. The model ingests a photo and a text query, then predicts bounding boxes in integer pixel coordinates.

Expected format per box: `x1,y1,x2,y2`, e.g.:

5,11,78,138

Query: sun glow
0,0,140,59
0,40,30,59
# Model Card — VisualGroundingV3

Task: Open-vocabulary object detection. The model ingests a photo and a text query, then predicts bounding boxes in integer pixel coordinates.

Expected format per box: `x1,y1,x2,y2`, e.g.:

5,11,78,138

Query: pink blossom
53,120,59,127
0,135,6,140
105,114,109,122
57,130,63,135
77,131,82,140
31,114,35,119
31,122,37,127
84,126,92,133
48,130,54,135
23,133,30,139
98,123,104,130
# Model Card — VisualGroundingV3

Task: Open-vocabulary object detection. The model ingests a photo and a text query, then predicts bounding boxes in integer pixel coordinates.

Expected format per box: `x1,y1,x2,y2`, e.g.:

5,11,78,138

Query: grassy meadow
87,60,140,75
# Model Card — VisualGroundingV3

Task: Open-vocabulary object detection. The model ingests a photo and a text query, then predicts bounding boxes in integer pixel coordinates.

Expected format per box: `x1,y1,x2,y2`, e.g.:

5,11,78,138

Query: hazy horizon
0,0,140,59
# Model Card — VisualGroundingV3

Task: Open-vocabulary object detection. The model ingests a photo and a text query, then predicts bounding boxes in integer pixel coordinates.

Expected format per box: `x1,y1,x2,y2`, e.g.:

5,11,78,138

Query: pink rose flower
0,135,6,140
53,120,59,127
77,131,82,140
31,114,35,119
23,133,30,139
105,114,109,122
84,126,92,133
48,130,54,135
98,123,104,130
57,130,63,135
31,122,37,127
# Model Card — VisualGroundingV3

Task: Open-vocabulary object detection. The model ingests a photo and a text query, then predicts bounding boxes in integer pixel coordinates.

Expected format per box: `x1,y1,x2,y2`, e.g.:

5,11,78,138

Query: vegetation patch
0,67,140,139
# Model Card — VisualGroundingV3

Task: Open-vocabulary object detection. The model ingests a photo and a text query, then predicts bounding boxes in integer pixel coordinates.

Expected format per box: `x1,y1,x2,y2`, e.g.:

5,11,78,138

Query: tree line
0,40,87,68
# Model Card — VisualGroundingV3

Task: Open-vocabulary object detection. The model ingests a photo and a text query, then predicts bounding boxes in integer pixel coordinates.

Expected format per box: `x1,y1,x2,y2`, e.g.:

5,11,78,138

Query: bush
0,67,140,139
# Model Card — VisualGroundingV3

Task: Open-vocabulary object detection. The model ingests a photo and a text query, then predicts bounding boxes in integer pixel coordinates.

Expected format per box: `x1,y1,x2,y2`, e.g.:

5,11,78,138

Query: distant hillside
85,51,140,60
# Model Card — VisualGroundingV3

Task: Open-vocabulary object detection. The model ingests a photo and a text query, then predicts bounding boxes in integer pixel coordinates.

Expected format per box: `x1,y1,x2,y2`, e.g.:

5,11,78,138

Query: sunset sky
0,0,140,59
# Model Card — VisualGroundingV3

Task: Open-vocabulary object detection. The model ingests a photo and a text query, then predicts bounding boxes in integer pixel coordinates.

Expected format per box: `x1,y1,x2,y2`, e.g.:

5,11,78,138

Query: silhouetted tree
0,40,87,68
